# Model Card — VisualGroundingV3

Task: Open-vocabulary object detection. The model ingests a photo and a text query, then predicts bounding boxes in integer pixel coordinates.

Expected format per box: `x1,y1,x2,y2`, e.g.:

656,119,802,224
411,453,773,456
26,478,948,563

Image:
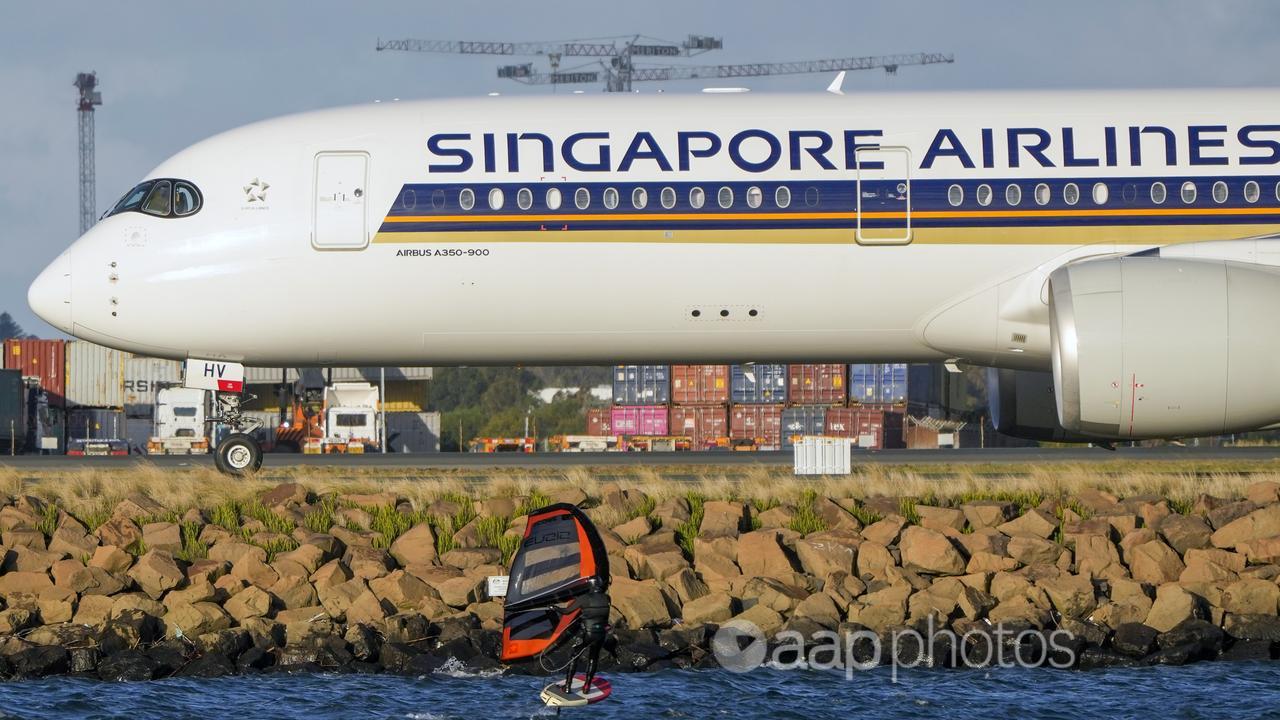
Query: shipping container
780,406,827,447
671,365,730,405
849,363,908,405
125,417,153,454
729,404,784,448
0,370,24,454
386,411,441,452
787,364,846,405
243,366,433,383
585,407,613,436
610,405,669,436
67,407,125,442
66,341,124,408
3,339,66,407
30,400,65,454
670,405,729,449
824,407,905,450
612,365,670,405
123,357,183,417
730,364,788,404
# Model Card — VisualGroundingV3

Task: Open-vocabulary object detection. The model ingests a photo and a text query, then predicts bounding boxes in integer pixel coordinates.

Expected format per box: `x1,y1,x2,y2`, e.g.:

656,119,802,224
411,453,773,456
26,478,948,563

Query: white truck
147,387,210,455
308,382,380,454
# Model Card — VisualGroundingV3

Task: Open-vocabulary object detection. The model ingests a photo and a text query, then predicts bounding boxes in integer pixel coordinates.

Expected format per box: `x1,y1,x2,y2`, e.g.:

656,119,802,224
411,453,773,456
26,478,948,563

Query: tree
0,312,25,341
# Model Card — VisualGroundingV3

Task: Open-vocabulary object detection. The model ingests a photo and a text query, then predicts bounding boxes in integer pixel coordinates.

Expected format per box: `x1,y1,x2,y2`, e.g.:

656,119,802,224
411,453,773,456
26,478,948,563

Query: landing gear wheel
215,433,263,476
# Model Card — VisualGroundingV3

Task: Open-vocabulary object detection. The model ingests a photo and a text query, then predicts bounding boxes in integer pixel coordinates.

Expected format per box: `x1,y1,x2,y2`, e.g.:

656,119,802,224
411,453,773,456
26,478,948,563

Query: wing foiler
500,503,613,709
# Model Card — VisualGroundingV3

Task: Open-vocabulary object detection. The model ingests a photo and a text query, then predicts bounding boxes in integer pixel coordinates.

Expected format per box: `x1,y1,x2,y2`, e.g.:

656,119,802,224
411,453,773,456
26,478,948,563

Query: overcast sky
1,1,1274,336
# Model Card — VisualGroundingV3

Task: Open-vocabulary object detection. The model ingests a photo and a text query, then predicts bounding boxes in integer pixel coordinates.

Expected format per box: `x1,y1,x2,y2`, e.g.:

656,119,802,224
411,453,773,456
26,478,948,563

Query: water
0,663,1277,720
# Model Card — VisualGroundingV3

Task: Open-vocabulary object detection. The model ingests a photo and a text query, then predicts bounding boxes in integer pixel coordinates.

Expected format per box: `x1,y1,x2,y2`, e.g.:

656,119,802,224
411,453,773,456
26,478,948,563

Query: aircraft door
855,146,912,245
312,152,369,250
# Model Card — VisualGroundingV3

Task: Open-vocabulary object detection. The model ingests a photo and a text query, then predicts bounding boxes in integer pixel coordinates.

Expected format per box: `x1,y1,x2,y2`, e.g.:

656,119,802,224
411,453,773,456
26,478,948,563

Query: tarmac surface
1,445,1276,470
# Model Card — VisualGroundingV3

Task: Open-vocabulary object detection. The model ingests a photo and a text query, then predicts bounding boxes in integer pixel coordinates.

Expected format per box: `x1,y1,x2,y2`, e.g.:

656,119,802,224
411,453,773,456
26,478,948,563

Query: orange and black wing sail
500,503,609,662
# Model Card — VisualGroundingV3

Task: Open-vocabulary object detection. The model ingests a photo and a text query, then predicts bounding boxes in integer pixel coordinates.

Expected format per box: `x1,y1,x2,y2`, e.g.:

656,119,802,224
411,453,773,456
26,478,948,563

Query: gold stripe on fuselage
371,224,1280,246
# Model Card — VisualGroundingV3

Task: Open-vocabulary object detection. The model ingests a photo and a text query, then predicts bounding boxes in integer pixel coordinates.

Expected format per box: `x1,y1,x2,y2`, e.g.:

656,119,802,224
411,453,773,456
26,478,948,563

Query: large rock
164,602,232,638
317,579,367,619
1223,613,1280,641
89,545,133,574
663,567,708,605
699,501,748,538
898,526,965,575
224,585,272,622
368,570,437,611
345,546,393,580
1220,578,1280,616
95,517,142,549
1144,584,1201,633
1073,534,1125,579
736,530,798,579
610,578,670,629
231,555,280,590
1006,536,1062,566
47,525,97,558
612,516,653,544
681,592,734,625
267,575,319,610
861,515,906,546
792,592,841,629
128,550,185,600
1111,622,1158,657
1157,514,1212,554
207,542,266,566
1239,536,1280,565
914,505,965,533
967,552,1019,574
1210,505,1280,549
3,546,61,573
0,571,53,596
141,522,182,553
1037,574,1096,619
1246,481,1280,506
997,509,1057,539
960,501,1017,530
261,483,309,507
1128,540,1185,585
729,603,785,637
795,536,857,577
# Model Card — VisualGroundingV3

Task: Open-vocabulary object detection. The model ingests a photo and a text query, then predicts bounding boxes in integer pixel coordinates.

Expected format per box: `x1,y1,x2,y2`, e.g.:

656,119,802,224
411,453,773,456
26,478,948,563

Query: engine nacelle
1049,256,1280,439
987,368,1101,443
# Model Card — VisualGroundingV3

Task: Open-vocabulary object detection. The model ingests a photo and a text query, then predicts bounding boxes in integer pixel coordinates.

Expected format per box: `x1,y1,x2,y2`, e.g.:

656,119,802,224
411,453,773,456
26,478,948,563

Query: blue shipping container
849,364,908,404
612,365,670,405
780,406,827,447
731,364,788,404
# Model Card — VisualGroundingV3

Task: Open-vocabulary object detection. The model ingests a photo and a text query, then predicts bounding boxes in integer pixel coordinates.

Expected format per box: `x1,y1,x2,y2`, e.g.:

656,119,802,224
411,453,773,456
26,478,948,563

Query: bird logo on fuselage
243,178,269,203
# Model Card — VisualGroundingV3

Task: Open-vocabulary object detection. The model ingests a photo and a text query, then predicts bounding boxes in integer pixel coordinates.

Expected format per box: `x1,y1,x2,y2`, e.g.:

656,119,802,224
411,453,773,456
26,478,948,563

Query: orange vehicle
468,437,536,453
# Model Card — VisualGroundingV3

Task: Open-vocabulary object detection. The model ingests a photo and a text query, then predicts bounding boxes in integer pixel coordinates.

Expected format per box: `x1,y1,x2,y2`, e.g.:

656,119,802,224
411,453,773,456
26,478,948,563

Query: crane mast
74,72,102,234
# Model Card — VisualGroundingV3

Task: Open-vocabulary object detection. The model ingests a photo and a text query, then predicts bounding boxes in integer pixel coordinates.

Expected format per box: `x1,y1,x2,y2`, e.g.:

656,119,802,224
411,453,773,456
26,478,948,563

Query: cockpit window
106,178,202,219
142,180,172,216
174,183,199,216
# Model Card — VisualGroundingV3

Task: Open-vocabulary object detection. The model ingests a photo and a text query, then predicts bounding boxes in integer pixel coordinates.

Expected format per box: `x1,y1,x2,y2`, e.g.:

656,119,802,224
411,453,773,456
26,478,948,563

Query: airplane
27,86,1280,474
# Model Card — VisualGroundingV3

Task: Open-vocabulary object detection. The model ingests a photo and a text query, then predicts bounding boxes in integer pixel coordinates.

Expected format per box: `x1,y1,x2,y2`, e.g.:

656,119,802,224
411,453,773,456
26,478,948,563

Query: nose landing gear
211,390,264,476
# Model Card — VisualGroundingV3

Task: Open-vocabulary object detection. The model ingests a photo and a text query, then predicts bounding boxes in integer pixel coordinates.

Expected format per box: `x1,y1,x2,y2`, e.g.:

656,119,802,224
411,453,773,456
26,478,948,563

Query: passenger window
488,187,505,210
775,186,791,208
574,187,590,210
174,182,201,216
660,187,677,209
947,184,963,207
746,186,763,209
1181,181,1197,204
1063,183,1080,206
1150,182,1166,205
1244,180,1260,204
459,188,475,211
603,187,619,209
1212,181,1228,204
689,187,706,209
1005,184,1022,206
430,189,445,210
142,180,172,216
546,187,562,210
1033,183,1050,206
718,186,734,208
631,187,648,209
976,184,992,207
400,188,418,211
1092,182,1109,205
1121,184,1137,203
516,188,533,210
804,186,819,207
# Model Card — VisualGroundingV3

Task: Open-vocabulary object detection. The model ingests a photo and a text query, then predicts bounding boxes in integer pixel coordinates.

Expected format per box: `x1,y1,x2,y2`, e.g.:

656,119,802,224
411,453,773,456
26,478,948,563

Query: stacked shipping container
670,405,729,450
788,364,846,405
3,339,65,407
849,363,908,405
731,364,787,404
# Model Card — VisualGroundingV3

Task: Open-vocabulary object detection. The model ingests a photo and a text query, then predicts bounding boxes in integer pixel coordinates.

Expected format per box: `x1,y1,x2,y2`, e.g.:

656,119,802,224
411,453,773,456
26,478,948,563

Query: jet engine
987,368,1101,443
1048,255,1280,439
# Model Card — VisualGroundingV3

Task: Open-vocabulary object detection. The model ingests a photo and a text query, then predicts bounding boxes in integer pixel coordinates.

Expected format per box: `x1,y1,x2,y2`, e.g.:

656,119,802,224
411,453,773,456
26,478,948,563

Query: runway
1,445,1276,470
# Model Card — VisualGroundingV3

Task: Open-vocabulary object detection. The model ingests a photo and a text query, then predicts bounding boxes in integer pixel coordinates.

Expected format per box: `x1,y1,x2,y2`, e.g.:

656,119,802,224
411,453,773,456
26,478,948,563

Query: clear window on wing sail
105,179,202,219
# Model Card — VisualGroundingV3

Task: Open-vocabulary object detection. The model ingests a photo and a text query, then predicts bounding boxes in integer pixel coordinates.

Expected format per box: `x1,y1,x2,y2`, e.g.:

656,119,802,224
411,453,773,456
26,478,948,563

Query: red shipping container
586,408,613,436
670,365,730,405
825,408,905,449
3,339,66,407
670,405,729,450
787,364,846,405
729,404,784,448
610,406,669,436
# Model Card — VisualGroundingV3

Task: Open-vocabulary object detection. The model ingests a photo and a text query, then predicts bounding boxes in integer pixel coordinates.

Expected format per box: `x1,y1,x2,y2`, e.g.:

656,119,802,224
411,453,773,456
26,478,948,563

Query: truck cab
149,387,209,455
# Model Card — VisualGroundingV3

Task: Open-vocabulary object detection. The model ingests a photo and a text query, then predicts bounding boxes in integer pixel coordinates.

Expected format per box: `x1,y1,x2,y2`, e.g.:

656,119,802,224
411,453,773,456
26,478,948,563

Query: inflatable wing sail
501,503,610,662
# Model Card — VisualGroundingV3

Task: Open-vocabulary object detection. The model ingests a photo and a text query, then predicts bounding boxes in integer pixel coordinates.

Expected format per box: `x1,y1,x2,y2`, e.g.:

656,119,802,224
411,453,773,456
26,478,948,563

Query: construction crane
377,34,726,92
74,72,102,234
510,52,955,89
376,35,951,92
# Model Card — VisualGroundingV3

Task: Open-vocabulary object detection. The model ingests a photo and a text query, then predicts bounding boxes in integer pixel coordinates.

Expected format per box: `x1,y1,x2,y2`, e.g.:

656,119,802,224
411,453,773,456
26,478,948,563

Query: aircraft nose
28,252,72,334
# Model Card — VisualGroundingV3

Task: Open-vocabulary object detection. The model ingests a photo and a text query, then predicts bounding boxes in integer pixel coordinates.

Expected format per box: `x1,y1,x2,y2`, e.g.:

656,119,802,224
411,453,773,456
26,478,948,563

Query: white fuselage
29,89,1280,369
